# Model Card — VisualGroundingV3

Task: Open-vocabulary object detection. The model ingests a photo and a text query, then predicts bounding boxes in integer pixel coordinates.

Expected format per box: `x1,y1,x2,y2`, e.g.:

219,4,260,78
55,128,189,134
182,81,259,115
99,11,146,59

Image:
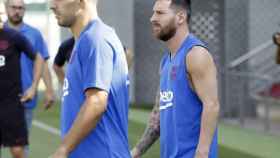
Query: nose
150,13,156,23
14,9,20,14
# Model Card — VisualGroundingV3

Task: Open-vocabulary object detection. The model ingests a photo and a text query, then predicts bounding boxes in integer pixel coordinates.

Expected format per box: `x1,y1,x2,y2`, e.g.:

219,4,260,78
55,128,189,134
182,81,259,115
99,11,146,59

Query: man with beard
4,0,54,155
150,0,220,157
0,2,43,158
50,0,131,157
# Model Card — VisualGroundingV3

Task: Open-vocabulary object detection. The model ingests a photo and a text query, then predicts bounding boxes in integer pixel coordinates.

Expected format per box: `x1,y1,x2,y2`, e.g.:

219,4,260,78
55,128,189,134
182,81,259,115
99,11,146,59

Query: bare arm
42,60,55,109
274,33,280,64
125,48,134,70
186,47,220,158
53,64,65,86
276,46,280,64
52,88,108,157
21,53,44,102
32,54,44,89
131,91,160,158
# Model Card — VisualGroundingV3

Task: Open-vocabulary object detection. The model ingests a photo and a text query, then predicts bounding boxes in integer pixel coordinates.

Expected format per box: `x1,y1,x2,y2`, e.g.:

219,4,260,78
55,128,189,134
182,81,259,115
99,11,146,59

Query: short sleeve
34,31,49,60
78,36,114,93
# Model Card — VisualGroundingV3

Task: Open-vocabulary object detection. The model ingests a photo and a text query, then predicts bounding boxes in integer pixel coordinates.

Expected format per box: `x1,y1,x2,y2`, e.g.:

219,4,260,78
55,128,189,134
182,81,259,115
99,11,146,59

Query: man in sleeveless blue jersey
50,0,131,157
151,0,220,157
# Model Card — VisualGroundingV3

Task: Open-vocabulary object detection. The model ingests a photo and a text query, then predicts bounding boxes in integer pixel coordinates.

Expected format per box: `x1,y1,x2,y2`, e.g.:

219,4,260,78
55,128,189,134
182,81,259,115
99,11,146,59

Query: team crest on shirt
0,40,9,51
0,55,5,67
170,66,177,80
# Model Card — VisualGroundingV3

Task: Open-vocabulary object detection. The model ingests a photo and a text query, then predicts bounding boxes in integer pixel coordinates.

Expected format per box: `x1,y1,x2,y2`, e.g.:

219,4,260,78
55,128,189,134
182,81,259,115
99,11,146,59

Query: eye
156,11,165,15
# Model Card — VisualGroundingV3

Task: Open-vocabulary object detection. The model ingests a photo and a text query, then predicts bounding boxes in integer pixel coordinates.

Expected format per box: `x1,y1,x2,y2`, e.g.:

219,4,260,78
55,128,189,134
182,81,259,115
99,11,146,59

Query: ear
176,11,186,25
78,0,86,8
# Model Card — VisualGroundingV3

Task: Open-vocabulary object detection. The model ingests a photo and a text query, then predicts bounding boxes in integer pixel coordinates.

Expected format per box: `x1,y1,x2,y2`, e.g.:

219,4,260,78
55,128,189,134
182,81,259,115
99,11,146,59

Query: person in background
4,0,55,155
0,2,43,157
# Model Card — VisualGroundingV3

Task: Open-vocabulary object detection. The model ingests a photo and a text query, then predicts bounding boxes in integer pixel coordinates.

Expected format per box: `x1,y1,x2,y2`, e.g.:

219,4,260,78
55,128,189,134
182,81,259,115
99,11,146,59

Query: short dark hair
171,0,191,22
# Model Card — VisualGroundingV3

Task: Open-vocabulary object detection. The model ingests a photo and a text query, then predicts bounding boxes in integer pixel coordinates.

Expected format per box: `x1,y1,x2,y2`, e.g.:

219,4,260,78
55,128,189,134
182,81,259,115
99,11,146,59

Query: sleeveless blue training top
159,34,218,158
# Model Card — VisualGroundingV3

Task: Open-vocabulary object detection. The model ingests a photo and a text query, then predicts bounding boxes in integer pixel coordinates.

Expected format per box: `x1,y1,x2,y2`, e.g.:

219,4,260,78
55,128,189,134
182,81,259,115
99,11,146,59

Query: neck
8,20,22,30
71,4,98,40
166,25,189,57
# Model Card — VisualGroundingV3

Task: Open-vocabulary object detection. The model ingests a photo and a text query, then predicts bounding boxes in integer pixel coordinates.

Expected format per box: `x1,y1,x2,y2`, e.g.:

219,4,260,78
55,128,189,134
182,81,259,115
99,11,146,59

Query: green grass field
1,102,280,158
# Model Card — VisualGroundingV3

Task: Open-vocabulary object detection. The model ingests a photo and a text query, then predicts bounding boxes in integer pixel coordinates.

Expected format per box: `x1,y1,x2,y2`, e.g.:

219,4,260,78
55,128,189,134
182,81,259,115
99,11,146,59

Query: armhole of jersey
184,44,208,93
184,44,208,73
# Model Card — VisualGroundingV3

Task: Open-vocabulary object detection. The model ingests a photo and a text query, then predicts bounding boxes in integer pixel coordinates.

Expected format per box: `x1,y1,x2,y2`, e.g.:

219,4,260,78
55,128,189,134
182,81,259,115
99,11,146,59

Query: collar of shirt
4,21,28,33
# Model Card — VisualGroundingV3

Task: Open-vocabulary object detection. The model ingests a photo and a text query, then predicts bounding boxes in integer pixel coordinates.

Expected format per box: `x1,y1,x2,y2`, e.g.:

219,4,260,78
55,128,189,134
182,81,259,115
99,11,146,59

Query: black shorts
0,101,28,147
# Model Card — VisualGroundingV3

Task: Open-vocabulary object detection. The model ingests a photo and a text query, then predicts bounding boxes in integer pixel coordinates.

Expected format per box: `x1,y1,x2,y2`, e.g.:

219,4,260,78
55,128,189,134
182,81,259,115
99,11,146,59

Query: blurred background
2,0,280,157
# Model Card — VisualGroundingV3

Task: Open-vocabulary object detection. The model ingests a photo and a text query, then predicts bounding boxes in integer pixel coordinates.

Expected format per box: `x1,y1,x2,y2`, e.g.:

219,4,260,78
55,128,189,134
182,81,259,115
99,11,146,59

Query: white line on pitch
32,120,60,136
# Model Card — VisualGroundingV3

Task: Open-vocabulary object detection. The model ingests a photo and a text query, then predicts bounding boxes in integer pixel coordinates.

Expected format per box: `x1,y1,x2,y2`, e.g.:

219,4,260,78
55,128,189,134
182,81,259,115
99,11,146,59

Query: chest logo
160,91,174,110
62,78,69,99
160,91,173,102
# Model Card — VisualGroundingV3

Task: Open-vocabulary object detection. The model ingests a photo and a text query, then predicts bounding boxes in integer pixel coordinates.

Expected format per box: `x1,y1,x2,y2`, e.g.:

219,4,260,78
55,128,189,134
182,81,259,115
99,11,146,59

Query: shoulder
76,31,104,59
5,28,26,41
186,46,215,72
187,46,211,60
61,37,74,48
3,27,18,36
23,23,43,38
78,32,99,49
80,25,111,48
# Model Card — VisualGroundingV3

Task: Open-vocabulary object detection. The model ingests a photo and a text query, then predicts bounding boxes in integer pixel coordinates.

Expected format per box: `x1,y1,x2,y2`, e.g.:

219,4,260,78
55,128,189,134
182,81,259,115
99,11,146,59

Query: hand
131,148,141,158
51,146,68,158
21,86,36,103
194,149,209,158
43,90,55,110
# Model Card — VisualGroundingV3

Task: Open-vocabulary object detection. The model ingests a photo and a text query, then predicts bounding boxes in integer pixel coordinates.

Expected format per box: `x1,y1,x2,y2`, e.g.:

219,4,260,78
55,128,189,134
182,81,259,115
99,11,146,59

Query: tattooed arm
131,92,160,158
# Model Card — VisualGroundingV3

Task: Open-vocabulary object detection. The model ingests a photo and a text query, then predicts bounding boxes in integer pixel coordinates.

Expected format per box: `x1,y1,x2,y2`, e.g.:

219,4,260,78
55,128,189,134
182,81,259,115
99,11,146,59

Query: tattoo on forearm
135,93,160,155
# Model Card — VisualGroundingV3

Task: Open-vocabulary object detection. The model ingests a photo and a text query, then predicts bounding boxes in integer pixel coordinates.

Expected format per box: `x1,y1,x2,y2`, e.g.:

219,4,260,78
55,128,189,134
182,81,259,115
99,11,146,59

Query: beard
9,15,23,25
153,18,177,42
55,13,75,28
57,19,72,28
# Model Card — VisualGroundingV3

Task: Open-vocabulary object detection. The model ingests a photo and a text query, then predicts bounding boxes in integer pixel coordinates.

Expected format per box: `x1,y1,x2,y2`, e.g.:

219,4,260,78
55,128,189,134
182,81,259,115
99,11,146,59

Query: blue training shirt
160,34,218,158
4,22,49,109
61,19,131,158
